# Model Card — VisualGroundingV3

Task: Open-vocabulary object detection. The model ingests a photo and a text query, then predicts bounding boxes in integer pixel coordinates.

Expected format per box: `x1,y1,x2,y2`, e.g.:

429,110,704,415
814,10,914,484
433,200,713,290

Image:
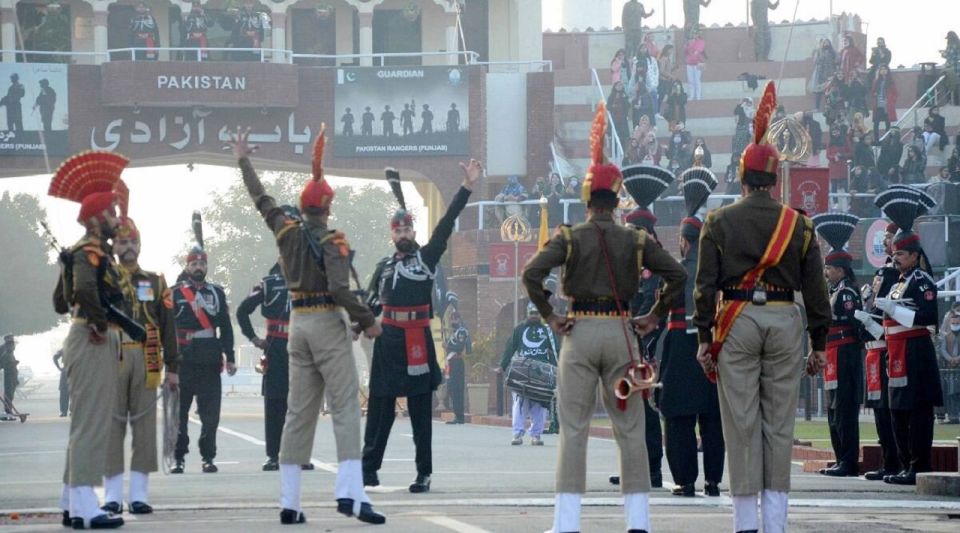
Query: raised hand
228,127,259,159
459,158,484,190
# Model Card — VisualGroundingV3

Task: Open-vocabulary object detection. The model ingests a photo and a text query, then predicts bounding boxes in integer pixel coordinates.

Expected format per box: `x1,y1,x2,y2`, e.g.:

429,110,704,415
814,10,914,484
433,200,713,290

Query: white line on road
190,417,338,473
0,450,62,457
420,515,493,533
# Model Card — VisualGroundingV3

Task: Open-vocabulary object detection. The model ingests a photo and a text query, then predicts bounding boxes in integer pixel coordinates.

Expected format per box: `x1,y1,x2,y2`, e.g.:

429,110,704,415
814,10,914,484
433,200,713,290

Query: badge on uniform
137,280,155,302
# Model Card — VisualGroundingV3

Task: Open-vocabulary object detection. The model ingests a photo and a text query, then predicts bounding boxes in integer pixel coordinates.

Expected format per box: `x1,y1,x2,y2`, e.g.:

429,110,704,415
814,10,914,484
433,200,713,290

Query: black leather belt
571,299,630,313
723,288,793,303
291,294,335,308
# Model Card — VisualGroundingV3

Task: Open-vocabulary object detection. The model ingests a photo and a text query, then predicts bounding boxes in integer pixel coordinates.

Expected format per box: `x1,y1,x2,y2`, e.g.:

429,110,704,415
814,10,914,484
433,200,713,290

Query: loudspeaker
917,218,960,268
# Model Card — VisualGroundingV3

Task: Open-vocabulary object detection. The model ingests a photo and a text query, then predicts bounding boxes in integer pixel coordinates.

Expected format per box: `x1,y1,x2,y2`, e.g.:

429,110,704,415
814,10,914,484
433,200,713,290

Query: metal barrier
879,75,947,143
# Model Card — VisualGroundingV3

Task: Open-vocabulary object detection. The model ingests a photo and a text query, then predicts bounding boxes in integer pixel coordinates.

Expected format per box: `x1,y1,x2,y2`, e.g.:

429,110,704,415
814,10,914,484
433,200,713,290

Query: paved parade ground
2,395,959,532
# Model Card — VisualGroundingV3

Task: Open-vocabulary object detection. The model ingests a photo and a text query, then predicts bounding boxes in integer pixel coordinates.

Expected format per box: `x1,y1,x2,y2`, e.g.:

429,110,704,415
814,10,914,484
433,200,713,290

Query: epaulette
320,229,350,257
553,224,573,263
908,269,935,285
74,238,105,267
275,217,301,241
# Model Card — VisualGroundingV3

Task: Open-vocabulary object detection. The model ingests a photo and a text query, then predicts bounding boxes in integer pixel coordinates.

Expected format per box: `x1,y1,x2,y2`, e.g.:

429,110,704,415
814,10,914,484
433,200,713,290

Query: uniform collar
587,212,615,223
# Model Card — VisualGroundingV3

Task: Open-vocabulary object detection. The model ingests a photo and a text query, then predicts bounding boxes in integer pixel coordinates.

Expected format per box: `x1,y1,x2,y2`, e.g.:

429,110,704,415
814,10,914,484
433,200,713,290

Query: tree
0,192,60,335
185,170,399,307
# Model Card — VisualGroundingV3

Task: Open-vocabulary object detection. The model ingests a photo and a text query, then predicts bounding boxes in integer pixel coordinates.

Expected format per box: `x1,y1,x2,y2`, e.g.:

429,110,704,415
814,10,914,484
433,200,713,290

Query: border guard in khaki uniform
523,104,686,533
231,126,386,526
693,83,831,533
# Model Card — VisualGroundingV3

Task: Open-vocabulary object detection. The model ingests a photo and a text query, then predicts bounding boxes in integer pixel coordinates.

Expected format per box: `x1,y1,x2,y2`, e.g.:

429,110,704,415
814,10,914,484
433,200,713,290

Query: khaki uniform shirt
239,157,375,329
693,190,831,350
126,266,180,373
523,213,686,320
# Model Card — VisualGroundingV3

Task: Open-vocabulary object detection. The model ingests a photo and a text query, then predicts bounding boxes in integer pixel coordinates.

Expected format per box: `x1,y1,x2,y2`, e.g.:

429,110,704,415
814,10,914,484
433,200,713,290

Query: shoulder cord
591,222,638,367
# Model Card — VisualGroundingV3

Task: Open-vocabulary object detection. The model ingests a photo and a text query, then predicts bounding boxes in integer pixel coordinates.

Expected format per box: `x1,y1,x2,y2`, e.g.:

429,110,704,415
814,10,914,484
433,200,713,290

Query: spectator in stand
801,111,824,164
922,118,942,165
685,28,706,101
901,145,927,184
639,131,664,167
811,37,838,111
624,137,643,166
731,97,754,162
946,146,960,182
877,126,904,177
827,118,852,189
689,137,712,169
562,177,585,223
850,111,871,140
631,77,658,129
852,131,876,171
666,122,693,174
928,107,948,151
849,165,883,217
664,80,688,124
657,45,679,112
847,73,869,119
641,33,660,60
840,33,864,84
632,113,652,144
867,37,892,87
494,176,529,224
939,304,960,425
608,82,632,149
823,71,849,126
611,49,629,86
545,173,565,226
886,165,902,185
907,126,926,157
643,48,660,117
871,66,897,139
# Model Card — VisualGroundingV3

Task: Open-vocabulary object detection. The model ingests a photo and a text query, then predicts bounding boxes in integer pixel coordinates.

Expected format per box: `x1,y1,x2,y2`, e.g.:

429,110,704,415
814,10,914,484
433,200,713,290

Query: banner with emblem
488,243,539,279
333,66,470,157
0,62,68,156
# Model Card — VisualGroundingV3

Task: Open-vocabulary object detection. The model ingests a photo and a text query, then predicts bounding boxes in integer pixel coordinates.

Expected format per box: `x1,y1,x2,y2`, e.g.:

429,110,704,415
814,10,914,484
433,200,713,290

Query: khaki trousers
717,303,804,495
62,323,120,487
279,309,362,465
105,342,158,477
556,318,651,494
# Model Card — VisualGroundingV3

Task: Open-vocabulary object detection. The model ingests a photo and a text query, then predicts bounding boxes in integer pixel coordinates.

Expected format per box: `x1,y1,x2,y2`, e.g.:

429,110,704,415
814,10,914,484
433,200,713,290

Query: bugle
613,361,660,401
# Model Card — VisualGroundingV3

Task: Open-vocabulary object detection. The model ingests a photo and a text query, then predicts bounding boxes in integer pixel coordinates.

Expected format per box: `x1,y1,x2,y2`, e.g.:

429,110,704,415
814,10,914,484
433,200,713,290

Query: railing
1,48,481,65
879,75,947,143
590,68,624,165
936,268,960,299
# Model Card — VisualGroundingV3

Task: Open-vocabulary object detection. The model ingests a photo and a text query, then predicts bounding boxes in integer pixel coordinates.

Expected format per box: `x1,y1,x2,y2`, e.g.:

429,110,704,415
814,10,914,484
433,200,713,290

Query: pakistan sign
333,66,469,157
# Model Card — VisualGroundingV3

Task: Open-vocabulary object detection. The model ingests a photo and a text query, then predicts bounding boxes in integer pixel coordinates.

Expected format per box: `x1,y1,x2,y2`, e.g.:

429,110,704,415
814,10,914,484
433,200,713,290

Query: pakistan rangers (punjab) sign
334,66,469,157
0,62,68,156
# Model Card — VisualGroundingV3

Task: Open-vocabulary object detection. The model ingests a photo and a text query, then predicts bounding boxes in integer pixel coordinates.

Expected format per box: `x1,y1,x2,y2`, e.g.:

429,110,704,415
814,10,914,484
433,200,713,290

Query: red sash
179,285,214,331
824,326,857,390
137,32,156,59
864,345,884,401
707,206,800,383
883,320,930,388
382,305,431,376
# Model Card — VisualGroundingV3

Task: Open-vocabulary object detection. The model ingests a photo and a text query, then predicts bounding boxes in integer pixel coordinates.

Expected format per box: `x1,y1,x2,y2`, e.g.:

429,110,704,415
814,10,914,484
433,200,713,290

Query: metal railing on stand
879,75,947,143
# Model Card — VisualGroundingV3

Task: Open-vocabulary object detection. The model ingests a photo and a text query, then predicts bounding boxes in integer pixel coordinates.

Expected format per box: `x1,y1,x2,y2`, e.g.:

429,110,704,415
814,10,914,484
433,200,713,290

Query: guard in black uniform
237,262,315,472
609,164,674,489
171,239,236,474
873,188,943,485
661,161,725,497
855,222,902,480
443,312,471,425
362,164,481,493
813,213,864,477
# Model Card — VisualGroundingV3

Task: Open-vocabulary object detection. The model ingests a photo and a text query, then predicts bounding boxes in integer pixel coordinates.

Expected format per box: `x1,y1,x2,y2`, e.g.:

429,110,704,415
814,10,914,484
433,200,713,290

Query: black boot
279,508,305,525
609,475,620,485
201,461,218,473
61,511,71,527
99,502,121,515
864,468,896,481
671,483,695,497
704,481,721,497
70,514,124,529
170,460,184,474
128,502,152,515
336,498,386,525
363,470,380,487
409,474,431,493
262,458,279,471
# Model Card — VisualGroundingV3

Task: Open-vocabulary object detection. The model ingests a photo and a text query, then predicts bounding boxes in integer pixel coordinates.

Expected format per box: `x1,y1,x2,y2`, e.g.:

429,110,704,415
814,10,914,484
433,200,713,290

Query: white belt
865,340,886,350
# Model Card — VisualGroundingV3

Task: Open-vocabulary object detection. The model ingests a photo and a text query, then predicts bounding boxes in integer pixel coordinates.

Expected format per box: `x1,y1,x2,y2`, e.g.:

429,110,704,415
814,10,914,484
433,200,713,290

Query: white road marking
420,515,493,533
190,417,338,473
0,450,63,457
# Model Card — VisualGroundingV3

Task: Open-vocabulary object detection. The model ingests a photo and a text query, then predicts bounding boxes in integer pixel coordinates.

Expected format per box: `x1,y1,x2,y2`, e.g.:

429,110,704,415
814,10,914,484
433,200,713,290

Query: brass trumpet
613,362,661,401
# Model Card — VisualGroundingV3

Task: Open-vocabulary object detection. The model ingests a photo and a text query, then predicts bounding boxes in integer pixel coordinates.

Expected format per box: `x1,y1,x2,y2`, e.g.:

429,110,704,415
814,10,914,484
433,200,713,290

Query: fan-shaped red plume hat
582,102,623,203
300,124,335,211
48,151,128,223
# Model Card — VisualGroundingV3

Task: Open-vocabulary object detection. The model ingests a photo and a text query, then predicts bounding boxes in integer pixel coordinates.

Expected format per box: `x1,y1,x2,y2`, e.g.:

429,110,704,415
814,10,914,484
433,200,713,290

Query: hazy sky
544,0,957,68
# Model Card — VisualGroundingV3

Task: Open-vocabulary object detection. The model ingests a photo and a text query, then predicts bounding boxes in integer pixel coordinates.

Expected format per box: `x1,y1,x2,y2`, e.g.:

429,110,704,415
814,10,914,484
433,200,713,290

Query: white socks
69,486,101,521
761,489,788,533
733,491,788,532
279,464,302,512
60,484,70,512
550,493,582,533
334,459,370,514
624,492,650,531
129,471,149,503
733,494,759,532
103,474,123,505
